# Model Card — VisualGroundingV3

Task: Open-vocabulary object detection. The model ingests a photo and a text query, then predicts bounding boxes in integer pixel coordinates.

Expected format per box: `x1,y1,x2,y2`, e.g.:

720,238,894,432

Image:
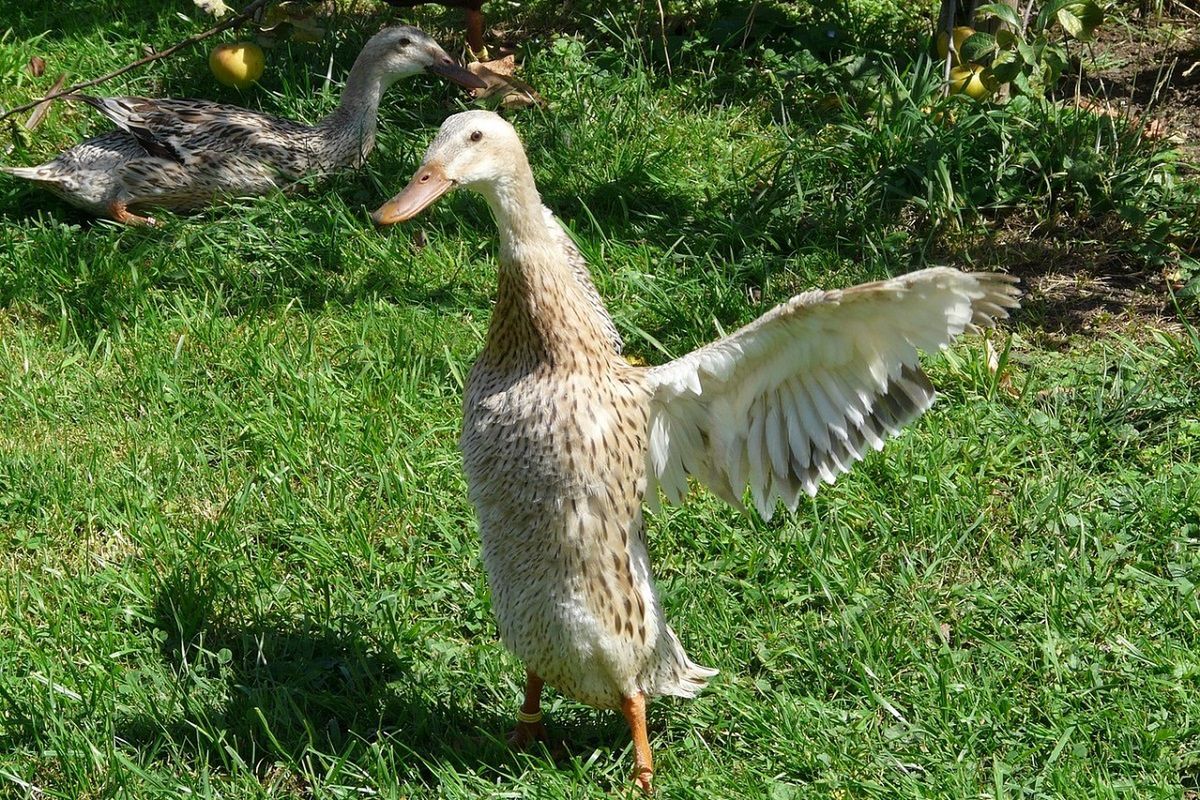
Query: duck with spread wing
373,110,1020,792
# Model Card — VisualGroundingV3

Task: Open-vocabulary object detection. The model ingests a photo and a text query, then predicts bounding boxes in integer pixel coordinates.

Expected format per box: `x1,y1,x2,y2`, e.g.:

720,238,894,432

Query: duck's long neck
316,56,390,169
481,171,616,371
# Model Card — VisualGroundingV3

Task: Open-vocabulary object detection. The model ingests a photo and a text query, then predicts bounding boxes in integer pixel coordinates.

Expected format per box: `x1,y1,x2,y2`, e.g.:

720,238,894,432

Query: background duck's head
373,110,525,224
359,26,485,89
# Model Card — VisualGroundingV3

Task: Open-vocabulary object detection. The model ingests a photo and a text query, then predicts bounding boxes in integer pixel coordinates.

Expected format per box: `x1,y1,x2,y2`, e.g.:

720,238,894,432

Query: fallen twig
3,73,67,155
0,0,270,125
23,74,67,131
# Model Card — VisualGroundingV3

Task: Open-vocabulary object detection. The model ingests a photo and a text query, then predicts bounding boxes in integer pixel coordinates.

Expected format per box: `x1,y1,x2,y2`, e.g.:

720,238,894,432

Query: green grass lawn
2,1,1199,797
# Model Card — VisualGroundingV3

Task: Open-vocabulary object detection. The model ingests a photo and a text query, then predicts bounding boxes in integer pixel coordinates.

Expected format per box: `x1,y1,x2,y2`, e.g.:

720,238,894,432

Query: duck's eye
470,131,483,142
398,37,411,46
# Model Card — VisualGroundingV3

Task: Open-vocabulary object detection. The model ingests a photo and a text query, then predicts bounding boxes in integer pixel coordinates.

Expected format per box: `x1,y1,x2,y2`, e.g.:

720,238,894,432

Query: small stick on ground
3,73,66,155
0,0,270,125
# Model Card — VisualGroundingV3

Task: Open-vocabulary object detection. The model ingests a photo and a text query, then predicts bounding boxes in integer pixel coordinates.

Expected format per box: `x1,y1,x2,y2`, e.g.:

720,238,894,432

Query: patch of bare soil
936,213,1186,346
942,10,1200,343
1077,10,1200,165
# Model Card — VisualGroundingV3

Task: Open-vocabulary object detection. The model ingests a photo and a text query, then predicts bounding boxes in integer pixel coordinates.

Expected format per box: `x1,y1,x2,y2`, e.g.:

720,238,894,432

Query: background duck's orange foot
107,200,158,227
632,767,653,794
508,722,572,761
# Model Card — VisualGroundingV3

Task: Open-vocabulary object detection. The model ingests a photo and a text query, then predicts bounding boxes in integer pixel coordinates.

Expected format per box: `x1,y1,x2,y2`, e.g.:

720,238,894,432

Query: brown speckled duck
1,27,484,225
373,110,1020,792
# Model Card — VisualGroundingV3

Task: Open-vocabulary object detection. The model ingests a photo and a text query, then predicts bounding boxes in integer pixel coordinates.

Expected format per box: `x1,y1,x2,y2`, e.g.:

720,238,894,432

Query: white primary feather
644,267,1020,519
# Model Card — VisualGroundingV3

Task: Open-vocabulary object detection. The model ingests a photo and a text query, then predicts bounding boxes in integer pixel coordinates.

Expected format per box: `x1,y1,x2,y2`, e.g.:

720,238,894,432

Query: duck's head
373,110,524,224
361,26,485,90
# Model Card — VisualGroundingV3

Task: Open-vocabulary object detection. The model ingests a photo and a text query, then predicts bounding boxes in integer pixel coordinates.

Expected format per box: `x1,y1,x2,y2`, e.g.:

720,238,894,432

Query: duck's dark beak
425,58,487,90
372,164,455,225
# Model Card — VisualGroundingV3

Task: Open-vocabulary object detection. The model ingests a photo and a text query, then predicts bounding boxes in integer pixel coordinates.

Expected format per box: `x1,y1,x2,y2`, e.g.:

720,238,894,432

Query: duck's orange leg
508,668,547,748
621,691,653,793
464,0,486,57
106,199,158,227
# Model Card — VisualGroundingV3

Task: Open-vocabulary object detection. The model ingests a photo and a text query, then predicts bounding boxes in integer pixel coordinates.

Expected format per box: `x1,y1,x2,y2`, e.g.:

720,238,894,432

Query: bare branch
0,0,271,125
3,74,67,155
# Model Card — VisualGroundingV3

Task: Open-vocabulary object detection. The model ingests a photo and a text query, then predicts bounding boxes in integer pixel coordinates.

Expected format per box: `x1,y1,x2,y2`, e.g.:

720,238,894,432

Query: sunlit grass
1,1,1198,798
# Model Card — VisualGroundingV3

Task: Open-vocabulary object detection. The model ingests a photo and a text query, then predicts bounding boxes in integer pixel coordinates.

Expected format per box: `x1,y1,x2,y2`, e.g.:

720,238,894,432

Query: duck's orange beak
372,165,454,225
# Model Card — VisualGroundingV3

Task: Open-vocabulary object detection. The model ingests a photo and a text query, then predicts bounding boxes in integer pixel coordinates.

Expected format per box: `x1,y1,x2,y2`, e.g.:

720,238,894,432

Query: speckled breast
459,358,655,706
460,360,648,510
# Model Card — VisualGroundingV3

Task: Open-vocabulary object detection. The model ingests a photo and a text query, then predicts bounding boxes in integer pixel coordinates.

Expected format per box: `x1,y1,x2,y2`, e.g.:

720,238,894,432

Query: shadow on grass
105,566,530,784
567,175,748,255
0,0,173,46
0,192,497,342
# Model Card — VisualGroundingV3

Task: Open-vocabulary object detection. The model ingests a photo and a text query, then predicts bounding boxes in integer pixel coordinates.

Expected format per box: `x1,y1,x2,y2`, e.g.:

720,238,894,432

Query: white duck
372,110,1020,791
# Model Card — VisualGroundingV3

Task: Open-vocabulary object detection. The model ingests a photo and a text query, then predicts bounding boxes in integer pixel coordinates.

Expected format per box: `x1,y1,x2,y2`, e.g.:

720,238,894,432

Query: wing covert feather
74,95,309,167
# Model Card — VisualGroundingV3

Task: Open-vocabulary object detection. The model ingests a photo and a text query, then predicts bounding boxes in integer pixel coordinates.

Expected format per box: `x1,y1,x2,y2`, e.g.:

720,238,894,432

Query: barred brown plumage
1,27,484,225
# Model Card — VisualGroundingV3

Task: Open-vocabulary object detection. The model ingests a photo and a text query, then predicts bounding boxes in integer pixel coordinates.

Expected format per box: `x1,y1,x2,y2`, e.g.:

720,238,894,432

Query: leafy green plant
960,0,1107,98
746,52,1190,268
193,0,326,45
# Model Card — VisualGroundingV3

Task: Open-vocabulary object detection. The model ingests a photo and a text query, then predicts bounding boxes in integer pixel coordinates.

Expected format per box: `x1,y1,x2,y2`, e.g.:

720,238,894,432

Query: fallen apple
949,63,994,101
209,42,265,89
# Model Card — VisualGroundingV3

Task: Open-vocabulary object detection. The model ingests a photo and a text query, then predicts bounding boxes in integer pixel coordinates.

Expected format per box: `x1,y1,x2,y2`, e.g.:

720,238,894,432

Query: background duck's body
2,27,482,225
9,100,327,216
373,110,1020,791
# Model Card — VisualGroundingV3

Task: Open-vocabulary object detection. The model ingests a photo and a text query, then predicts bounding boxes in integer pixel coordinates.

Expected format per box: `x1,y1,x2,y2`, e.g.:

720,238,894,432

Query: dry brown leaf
477,54,515,78
984,335,1000,374
3,72,65,155
1074,96,1169,141
1075,96,1115,116
467,57,545,110
1142,118,1168,140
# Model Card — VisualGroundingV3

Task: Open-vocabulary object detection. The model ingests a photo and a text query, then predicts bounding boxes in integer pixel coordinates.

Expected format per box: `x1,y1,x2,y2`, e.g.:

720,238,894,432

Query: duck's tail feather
1,164,59,183
644,625,719,701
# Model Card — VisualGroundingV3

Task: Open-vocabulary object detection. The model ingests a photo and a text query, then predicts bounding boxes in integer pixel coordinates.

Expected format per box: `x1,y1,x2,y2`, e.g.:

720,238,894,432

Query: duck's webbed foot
507,717,548,749
107,199,158,227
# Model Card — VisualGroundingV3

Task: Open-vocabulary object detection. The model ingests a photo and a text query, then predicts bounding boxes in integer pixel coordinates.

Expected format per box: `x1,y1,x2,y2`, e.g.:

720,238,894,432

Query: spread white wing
644,267,1020,519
